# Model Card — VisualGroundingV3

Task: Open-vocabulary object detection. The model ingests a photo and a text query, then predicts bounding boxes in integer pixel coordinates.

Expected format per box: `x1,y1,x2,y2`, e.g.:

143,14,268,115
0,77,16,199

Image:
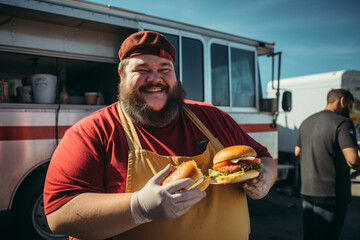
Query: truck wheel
12,171,67,239
32,194,68,239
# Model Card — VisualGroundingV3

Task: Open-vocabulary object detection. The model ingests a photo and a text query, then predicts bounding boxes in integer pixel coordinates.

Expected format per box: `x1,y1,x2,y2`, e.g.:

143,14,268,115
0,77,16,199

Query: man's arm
342,147,360,170
47,192,137,240
294,146,301,157
46,164,206,240
338,119,360,170
242,156,277,200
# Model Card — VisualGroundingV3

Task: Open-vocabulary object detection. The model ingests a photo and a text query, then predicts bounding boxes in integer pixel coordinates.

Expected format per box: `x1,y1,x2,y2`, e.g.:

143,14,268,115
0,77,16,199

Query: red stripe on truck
0,126,71,141
239,123,277,133
0,123,276,141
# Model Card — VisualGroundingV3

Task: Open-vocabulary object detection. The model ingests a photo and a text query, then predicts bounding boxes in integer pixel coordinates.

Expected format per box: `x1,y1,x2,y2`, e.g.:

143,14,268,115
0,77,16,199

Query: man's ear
118,69,121,77
339,97,345,107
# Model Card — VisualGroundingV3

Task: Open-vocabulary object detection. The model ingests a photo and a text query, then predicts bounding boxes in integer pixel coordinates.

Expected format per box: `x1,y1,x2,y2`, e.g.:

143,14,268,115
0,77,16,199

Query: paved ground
248,185,360,240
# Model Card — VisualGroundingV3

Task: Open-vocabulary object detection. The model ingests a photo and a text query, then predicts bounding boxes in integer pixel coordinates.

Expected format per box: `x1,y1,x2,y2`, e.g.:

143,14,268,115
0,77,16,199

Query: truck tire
12,170,67,239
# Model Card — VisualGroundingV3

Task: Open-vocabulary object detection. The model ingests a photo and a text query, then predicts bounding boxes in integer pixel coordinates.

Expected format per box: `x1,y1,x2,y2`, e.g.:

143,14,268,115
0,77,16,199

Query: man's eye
137,69,148,73
160,68,170,73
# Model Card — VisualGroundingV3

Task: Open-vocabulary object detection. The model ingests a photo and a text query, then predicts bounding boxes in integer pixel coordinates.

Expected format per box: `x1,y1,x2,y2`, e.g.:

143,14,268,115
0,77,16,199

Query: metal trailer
0,0,282,238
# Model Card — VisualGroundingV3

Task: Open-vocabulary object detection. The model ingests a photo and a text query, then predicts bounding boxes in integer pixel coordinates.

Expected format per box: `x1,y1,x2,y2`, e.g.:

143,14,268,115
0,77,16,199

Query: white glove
130,164,206,224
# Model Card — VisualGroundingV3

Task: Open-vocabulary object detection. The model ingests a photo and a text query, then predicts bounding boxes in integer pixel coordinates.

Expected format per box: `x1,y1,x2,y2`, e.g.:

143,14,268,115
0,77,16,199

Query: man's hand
242,157,277,200
131,164,206,224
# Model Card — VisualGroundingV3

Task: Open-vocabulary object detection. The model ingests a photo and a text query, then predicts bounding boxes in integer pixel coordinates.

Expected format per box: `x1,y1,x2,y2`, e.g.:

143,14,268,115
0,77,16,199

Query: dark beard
339,107,350,118
119,82,185,128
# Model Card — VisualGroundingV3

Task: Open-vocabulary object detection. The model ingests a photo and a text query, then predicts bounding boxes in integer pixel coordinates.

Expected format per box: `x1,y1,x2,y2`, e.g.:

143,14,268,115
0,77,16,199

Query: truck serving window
211,44,230,106
231,48,256,107
182,37,204,101
162,33,204,101
211,43,256,108
162,33,180,77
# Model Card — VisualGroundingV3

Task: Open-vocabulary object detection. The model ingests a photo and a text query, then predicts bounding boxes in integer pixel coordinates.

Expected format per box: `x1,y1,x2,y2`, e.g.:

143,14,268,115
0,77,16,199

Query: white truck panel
0,139,56,210
249,131,278,160
267,70,360,154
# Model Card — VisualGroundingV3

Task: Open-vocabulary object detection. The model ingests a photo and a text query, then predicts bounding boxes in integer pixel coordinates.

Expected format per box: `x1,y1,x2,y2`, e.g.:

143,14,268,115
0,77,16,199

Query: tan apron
114,104,250,240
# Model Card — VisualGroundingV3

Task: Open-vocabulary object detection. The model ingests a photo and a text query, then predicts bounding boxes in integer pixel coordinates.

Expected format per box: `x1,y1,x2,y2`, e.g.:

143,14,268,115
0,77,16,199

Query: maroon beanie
118,31,176,62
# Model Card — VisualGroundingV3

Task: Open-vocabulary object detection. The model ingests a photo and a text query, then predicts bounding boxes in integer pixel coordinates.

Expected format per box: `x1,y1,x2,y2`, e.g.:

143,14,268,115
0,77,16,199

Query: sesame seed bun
213,145,257,164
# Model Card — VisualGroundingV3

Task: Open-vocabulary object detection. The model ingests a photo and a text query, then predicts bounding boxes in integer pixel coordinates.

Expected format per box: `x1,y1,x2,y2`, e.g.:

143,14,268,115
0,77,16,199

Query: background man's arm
342,147,360,170
294,146,301,157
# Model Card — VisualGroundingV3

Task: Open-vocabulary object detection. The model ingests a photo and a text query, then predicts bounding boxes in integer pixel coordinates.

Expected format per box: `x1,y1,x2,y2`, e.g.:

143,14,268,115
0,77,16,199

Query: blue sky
87,0,360,94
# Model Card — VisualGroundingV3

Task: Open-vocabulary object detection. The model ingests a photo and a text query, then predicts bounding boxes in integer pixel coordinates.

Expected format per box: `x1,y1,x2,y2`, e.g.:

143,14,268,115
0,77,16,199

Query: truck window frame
208,39,259,113
140,23,206,102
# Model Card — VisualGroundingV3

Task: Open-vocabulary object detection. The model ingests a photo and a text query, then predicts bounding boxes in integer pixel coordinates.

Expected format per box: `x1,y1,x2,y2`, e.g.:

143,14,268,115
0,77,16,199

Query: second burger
209,145,263,184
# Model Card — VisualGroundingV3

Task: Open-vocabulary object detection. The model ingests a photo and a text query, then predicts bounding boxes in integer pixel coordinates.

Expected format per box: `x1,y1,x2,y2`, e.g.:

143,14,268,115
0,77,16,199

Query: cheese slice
230,156,255,163
188,177,204,190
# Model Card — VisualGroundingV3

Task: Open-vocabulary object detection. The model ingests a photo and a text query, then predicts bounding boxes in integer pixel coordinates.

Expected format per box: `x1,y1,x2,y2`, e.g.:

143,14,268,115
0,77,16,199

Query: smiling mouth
141,84,167,93
144,87,163,93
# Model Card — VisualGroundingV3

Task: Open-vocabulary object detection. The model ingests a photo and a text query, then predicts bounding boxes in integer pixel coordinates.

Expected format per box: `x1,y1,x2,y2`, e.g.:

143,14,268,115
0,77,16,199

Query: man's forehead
127,55,174,67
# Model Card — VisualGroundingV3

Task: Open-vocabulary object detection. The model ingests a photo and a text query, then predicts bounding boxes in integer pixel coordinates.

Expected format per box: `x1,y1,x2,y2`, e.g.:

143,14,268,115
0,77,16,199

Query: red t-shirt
44,100,271,215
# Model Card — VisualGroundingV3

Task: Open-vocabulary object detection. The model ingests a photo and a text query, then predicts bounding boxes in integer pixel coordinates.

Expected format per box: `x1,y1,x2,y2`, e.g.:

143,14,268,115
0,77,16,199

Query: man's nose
146,71,163,82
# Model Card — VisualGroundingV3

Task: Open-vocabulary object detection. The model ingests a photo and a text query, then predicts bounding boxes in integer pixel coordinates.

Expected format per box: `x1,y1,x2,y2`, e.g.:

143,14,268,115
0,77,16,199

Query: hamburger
209,145,263,184
162,160,210,191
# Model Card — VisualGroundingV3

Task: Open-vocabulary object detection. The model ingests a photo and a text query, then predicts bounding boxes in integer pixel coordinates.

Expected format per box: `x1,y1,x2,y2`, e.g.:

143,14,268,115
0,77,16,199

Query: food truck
0,0,283,238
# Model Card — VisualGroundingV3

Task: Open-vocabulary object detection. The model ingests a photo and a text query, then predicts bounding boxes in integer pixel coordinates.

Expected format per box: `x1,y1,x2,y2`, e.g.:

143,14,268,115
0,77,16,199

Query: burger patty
218,162,256,173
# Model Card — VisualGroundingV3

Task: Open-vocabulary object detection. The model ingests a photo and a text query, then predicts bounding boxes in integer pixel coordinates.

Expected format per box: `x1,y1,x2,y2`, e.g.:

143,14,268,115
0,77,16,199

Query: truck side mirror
282,91,292,112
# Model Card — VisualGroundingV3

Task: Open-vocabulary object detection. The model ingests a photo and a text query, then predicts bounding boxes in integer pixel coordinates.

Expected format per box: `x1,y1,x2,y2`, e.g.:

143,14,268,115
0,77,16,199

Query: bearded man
44,31,277,240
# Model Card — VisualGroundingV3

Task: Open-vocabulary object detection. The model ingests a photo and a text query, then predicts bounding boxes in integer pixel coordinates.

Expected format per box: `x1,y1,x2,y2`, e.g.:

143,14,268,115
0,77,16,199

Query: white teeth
146,88,162,92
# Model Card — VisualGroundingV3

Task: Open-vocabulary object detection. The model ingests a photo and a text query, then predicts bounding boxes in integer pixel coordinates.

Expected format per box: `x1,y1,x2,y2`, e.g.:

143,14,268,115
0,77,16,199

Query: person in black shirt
295,89,360,240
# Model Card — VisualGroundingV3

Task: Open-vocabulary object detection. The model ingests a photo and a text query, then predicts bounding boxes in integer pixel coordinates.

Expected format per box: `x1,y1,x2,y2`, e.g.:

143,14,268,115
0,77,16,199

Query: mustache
139,83,168,91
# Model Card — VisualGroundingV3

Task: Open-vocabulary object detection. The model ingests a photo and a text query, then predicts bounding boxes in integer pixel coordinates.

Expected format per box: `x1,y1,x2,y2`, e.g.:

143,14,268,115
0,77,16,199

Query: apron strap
183,105,224,151
117,103,141,150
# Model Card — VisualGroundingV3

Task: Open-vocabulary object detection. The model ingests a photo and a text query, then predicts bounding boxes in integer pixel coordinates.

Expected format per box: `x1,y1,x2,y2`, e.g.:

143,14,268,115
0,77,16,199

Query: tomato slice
212,160,232,171
212,158,261,171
